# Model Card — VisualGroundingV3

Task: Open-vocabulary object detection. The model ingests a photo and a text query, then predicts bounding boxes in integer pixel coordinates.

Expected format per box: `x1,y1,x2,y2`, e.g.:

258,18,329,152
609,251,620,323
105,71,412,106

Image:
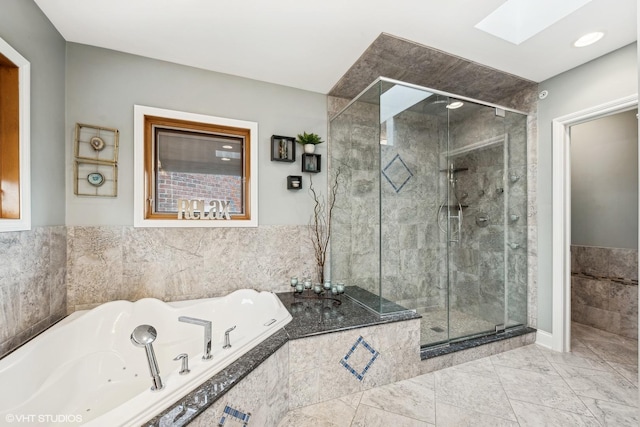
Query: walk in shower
329,78,528,347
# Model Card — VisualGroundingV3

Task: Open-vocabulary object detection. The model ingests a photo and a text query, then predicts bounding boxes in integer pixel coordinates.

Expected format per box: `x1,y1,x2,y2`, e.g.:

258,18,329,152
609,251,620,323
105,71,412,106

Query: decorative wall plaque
74,123,119,163
74,160,118,197
73,123,119,197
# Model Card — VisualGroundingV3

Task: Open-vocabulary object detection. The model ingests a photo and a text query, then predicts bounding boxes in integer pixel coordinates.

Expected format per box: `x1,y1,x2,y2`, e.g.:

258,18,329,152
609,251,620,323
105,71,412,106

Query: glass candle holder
290,277,298,287
295,283,304,293
304,278,312,290
323,280,331,291
313,284,322,294
336,282,345,294
331,285,338,295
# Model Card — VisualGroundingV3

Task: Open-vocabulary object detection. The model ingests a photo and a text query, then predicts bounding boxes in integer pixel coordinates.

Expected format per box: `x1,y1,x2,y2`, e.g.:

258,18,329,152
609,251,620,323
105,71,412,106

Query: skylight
475,0,593,45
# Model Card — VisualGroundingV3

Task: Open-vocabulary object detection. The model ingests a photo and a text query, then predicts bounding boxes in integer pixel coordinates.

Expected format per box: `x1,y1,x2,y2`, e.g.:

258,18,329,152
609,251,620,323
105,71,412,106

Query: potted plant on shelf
296,131,324,154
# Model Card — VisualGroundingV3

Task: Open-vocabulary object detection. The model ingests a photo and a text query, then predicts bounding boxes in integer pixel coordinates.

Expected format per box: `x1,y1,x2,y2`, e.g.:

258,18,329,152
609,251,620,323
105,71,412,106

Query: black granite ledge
144,292,420,426
420,326,537,360
277,291,421,340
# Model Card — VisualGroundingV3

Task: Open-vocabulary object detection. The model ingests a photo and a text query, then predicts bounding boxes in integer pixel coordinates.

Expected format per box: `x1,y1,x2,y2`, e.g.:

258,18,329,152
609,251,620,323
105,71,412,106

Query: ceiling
34,0,637,95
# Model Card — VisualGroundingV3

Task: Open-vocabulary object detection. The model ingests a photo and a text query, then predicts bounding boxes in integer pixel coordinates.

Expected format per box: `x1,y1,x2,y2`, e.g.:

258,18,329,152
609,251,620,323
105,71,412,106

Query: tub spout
130,324,164,391
178,316,213,360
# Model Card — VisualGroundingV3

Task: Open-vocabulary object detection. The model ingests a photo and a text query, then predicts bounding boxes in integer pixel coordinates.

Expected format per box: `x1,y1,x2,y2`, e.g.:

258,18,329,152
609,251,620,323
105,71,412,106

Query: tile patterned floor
278,323,638,426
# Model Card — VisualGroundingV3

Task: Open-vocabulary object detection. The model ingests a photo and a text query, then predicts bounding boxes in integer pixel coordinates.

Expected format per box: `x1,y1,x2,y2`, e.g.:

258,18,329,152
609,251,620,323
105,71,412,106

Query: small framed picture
302,154,321,173
271,135,296,162
74,160,118,197
74,123,119,163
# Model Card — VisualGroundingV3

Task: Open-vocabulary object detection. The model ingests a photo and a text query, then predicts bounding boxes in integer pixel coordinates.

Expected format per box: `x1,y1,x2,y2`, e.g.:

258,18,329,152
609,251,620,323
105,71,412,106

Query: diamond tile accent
219,404,251,426
340,336,380,381
382,154,413,193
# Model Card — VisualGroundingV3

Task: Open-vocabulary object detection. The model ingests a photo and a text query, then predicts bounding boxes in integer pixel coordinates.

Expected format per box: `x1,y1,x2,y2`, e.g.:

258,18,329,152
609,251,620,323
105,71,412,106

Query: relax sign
177,199,232,220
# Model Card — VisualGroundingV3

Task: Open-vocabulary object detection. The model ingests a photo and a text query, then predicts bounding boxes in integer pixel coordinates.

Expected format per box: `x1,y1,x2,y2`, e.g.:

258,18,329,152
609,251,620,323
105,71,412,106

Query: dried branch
308,168,341,283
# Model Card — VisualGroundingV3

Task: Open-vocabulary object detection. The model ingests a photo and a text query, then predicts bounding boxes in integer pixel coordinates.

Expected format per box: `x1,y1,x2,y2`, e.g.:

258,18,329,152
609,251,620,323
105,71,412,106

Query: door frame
551,94,638,352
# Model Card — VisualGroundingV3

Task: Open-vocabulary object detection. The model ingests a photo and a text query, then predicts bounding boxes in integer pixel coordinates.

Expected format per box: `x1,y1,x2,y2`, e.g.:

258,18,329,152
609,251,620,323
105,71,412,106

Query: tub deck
145,291,420,426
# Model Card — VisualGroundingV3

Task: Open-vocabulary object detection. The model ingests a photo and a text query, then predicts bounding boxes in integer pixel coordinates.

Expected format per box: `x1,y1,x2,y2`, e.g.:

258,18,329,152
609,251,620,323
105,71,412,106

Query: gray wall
571,110,638,249
0,0,66,226
65,43,327,226
537,42,638,333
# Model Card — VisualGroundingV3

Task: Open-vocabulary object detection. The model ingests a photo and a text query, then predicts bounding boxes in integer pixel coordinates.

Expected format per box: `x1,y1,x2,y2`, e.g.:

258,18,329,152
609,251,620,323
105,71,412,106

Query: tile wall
288,318,421,409
0,227,67,358
188,343,289,427
66,225,318,312
571,245,638,339
189,318,420,426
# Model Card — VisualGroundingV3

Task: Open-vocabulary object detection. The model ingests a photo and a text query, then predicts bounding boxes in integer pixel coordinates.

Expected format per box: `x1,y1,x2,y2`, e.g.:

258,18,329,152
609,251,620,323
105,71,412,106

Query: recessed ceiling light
573,31,604,47
222,145,233,149
446,101,464,110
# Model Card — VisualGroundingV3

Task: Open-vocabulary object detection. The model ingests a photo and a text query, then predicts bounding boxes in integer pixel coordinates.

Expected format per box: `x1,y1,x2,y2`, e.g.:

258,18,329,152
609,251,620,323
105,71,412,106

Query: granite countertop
145,291,419,426
277,291,420,340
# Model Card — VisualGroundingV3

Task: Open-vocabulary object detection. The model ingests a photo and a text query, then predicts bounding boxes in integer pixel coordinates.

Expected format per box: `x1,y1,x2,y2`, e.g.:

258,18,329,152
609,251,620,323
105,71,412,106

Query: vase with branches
308,168,340,284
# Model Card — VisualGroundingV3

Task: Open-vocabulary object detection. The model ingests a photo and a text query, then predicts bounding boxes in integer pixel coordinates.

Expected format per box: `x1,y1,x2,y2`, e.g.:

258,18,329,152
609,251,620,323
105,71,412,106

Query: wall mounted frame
74,160,118,197
271,135,295,162
287,175,302,190
302,154,321,173
74,123,119,163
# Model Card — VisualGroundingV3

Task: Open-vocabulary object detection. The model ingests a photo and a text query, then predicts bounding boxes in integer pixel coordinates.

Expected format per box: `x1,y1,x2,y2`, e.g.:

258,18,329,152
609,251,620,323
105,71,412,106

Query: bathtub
0,289,292,426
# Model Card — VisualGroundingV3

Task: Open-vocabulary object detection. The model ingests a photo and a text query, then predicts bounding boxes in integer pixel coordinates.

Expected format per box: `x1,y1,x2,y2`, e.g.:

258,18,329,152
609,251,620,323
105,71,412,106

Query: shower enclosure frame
328,77,529,348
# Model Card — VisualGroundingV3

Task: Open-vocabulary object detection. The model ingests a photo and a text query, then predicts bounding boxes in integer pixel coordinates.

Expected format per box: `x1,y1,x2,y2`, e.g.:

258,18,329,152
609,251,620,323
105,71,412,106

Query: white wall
571,110,638,249
65,43,327,226
0,0,66,226
537,42,638,333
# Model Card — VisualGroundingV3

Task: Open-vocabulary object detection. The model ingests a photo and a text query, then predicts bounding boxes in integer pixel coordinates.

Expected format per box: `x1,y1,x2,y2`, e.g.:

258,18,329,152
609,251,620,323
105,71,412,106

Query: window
134,106,258,227
0,37,30,232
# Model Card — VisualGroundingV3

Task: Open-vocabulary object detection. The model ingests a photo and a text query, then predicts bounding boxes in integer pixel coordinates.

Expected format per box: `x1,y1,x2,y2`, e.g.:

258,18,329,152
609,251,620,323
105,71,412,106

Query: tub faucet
223,325,236,349
178,316,213,360
131,324,164,391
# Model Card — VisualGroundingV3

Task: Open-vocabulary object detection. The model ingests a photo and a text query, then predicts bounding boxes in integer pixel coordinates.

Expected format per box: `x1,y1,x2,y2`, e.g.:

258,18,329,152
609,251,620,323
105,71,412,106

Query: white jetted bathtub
0,289,292,426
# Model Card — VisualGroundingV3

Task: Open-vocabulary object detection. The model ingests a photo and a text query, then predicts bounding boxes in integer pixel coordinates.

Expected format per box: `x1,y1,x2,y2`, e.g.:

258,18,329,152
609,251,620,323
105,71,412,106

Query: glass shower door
445,100,509,342
329,77,528,349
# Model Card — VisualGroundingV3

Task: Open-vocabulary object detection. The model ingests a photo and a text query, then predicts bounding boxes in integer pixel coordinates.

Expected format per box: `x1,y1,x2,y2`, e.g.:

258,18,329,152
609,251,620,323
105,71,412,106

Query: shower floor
419,308,500,346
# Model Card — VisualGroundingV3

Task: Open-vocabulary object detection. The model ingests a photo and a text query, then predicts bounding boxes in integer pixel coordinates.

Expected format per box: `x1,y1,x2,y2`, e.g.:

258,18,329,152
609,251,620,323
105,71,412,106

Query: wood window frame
134,105,258,228
0,37,30,232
